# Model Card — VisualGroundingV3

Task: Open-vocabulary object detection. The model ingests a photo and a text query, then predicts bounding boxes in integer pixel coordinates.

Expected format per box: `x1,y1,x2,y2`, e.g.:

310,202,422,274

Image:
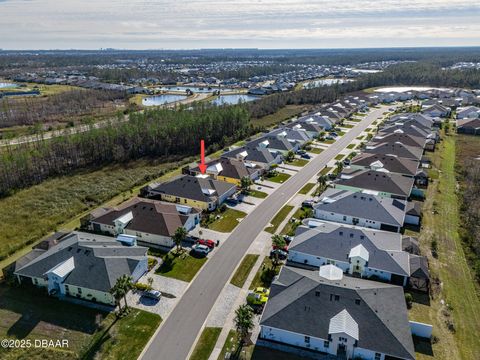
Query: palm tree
271,234,286,268
110,274,133,313
173,226,187,253
317,174,328,194
147,277,154,291
234,304,254,347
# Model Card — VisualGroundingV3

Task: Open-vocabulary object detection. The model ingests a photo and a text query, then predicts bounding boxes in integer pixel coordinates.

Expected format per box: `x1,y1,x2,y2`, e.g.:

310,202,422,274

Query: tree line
0,104,250,196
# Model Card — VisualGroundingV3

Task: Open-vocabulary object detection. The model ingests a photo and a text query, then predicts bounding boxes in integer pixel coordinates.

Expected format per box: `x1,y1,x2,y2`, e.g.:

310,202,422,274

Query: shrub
405,292,413,309
135,283,150,291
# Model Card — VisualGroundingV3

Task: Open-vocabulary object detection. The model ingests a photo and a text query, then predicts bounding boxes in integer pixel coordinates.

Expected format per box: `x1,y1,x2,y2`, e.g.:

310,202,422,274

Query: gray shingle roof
350,152,419,176
364,141,424,161
315,188,406,227
15,232,147,292
261,266,415,360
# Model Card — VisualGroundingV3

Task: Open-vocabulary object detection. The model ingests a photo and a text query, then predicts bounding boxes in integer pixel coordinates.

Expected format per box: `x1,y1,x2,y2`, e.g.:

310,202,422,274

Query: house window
33,278,38,285
334,295,340,301
355,299,361,305
315,291,320,297
78,287,82,294
375,353,381,360
343,215,347,221
324,340,329,348
304,336,310,344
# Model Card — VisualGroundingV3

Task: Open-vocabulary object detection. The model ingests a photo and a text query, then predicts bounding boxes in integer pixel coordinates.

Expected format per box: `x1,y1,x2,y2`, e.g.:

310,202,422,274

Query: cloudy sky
1,0,479,49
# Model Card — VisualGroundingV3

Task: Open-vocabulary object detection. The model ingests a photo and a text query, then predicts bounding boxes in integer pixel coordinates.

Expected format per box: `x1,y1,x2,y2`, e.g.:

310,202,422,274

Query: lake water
142,94,187,106
0,82,19,89
159,86,234,93
211,94,260,105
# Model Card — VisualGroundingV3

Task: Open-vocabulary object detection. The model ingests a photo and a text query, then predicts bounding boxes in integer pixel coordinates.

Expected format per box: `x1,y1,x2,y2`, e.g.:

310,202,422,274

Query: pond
211,94,260,105
142,94,187,106
159,86,234,93
0,82,19,89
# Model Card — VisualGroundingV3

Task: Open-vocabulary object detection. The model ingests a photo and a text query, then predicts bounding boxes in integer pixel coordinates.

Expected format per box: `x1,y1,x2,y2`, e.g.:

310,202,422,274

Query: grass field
0,285,161,360
334,154,345,160
309,147,323,154
251,105,308,129
285,158,308,167
207,208,247,233
342,124,354,128
265,172,291,183
406,133,480,360
298,183,315,195
190,327,222,360
156,251,208,282
0,159,187,264
265,205,294,234
248,190,268,199
230,254,260,288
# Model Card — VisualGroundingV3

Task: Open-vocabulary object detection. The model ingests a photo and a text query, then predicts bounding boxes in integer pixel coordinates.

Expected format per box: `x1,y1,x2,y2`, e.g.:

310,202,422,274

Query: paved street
140,105,390,360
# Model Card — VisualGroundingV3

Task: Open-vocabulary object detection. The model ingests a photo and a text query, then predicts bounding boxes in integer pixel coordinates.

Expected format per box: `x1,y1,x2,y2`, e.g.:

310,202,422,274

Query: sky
1,0,479,49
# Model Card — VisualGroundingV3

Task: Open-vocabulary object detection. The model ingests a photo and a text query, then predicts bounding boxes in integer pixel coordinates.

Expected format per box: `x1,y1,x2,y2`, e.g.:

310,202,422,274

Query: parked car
326,135,335,140
196,239,215,249
330,132,338,137
297,150,306,155
254,287,270,297
272,243,289,252
191,244,210,256
302,200,314,208
144,290,162,300
283,235,294,244
300,153,311,159
270,249,288,260
247,292,268,305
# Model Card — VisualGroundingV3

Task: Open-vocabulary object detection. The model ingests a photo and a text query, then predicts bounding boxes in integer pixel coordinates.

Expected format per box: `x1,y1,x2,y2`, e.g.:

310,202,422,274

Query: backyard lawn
230,254,260,288
190,327,222,360
0,285,161,360
156,251,208,282
207,208,247,233
265,172,291,184
265,205,294,234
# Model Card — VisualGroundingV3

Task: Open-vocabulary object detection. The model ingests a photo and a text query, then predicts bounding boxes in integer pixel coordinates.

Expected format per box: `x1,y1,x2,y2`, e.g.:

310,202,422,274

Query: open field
189,327,222,360
0,159,188,267
207,208,247,233
0,285,161,360
407,133,480,360
230,254,260,288
265,205,294,234
156,251,208,282
251,105,308,129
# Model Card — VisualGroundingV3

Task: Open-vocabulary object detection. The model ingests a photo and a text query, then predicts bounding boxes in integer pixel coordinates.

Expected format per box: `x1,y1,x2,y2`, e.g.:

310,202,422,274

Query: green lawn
190,327,222,360
336,130,346,136
343,124,354,128
265,172,291,184
230,254,260,288
156,252,208,282
346,143,356,149
356,135,364,140
349,118,362,122
0,159,186,265
407,134,480,360
248,190,268,199
285,158,308,167
265,205,294,233
309,147,323,154
318,167,332,176
280,206,313,236
207,208,247,233
0,285,161,360
298,182,315,195
334,154,345,161
323,139,335,144
250,257,281,290
217,329,254,360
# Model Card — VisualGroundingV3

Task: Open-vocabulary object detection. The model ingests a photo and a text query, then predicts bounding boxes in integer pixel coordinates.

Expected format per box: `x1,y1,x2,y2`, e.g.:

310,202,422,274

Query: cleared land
251,105,308,129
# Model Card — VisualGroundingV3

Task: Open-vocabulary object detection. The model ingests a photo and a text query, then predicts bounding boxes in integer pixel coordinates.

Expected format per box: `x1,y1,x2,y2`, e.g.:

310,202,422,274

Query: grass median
230,254,260,288
190,327,222,360
265,205,294,234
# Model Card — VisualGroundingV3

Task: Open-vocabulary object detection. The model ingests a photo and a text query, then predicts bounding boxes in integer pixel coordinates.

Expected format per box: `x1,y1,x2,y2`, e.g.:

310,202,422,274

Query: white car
192,244,210,256
144,290,162,300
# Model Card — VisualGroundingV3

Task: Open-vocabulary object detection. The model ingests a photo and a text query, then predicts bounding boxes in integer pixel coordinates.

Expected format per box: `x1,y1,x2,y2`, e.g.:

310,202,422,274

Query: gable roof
372,133,426,149
223,145,276,165
261,266,415,360
315,188,406,227
334,168,414,198
90,197,199,237
350,153,419,176
191,157,258,180
15,232,147,292
364,141,424,161
329,309,359,340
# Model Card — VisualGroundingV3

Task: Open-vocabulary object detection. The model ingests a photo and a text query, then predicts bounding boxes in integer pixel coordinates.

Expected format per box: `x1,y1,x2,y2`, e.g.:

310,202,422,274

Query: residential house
421,104,451,118
371,133,427,149
456,106,480,120
364,142,424,162
189,157,260,185
457,118,480,135
349,153,420,177
288,223,429,289
223,145,282,170
83,197,200,248
313,188,406,232
259,265,416,360
144,175,237,211
333,168,418,200
14,232,148,306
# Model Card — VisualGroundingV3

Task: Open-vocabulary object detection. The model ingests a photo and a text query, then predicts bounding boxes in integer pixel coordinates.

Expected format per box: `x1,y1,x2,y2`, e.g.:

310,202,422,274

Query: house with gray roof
259,265,416,360
364,142,424,162
388,113,435,129
371,133,427,149
189,156,260,185
84,197,200,248
333,168,418,200
270,127,312,146
144,174,237,211
314,188,406,232
294,113,334,132
421,104,451,118
14,232,148,306
457,118,480,135
223,145,282,169
349,153,420,177
288,223,428,289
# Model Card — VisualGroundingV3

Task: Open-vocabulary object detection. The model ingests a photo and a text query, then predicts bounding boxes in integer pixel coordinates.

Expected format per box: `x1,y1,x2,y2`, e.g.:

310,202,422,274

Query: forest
0,104,250,196
0,89,127,128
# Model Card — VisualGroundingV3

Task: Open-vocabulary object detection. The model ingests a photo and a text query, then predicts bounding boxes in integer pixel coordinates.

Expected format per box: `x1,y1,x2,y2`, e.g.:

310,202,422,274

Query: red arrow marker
199,139,207,174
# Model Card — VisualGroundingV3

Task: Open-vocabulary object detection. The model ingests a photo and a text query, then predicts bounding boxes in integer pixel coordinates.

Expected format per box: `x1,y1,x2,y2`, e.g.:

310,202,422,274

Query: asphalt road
140,105,389,360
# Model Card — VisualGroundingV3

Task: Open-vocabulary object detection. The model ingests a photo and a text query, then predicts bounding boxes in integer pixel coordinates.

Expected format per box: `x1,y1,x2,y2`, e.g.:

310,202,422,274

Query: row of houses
258,109,441,360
